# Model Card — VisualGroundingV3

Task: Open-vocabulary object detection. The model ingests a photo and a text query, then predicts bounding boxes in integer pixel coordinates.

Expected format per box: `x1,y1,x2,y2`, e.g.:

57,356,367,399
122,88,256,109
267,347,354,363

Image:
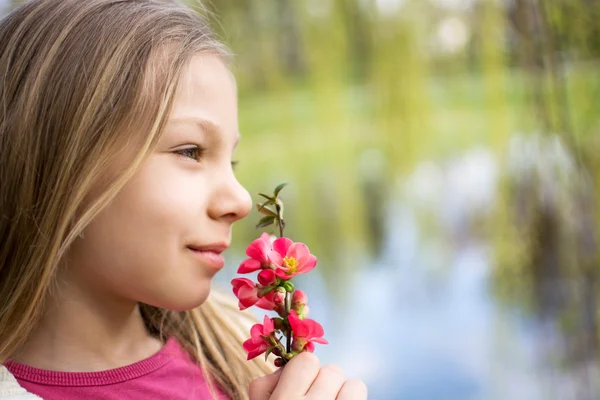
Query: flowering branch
231,183,327,367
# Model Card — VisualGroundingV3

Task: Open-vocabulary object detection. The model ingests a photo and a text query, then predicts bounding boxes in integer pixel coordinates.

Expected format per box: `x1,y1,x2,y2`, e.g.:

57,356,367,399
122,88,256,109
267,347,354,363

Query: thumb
249,368,283,400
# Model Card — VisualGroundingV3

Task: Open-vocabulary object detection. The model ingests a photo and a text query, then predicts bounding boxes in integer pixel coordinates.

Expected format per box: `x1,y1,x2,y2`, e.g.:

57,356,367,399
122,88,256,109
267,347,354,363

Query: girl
0,0,367,399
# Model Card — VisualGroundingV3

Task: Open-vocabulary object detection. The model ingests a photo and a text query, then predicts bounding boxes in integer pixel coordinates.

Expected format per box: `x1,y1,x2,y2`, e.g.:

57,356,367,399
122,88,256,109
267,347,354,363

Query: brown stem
274,197,291,362
285,292,292,354
276,203,284,238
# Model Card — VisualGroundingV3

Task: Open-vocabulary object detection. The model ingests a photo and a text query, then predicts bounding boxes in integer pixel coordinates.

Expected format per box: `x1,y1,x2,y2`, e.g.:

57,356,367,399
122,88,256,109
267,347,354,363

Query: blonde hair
0,0,272,398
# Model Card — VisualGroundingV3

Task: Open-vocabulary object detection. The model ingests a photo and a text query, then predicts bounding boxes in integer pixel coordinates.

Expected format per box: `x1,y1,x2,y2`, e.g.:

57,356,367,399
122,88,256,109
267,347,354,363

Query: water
218,145,597,399
306,199,549,399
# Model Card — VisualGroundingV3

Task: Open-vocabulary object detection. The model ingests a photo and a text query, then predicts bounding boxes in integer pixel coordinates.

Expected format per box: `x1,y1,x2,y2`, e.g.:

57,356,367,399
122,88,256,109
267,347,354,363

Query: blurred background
3,0,600,399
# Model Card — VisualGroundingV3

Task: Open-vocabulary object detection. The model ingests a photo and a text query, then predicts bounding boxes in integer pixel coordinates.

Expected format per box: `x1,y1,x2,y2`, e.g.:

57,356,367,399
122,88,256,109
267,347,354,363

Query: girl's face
66,54,252,311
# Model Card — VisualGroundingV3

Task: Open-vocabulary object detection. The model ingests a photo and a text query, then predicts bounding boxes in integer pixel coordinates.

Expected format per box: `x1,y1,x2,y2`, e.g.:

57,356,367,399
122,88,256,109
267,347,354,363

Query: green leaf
273,183,288,197
256,216,275,228
264,345,278,362
258,193,274,201
256,204,277,217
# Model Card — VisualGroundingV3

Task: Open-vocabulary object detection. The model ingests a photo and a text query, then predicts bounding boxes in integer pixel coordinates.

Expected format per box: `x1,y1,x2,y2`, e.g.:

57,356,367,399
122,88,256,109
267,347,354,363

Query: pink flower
292,290,308,306
257,269,277,286
231,278,260,310
243,315,275,360
292,290,309,318
268,238,317,280
238,233,272,274
256,287,286,314
288,310,328,353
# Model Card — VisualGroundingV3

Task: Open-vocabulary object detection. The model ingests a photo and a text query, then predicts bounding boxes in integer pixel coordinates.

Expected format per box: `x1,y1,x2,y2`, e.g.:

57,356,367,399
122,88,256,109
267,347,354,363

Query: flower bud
281,281,295,293
258,269,277,286
291,290,309,318
293,304,309,319
274,358,285,367
271,346,283,357
292,290,308,307
291,337,307,353
273,287,286,306
231,278,260,310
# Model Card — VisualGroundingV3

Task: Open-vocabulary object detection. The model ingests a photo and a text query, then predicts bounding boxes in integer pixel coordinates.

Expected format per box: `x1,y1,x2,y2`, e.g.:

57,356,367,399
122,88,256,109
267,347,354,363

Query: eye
175,146,205,161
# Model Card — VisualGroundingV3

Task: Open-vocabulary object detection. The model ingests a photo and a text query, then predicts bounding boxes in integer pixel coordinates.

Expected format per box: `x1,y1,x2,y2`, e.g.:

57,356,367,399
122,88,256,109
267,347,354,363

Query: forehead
170,54,237,123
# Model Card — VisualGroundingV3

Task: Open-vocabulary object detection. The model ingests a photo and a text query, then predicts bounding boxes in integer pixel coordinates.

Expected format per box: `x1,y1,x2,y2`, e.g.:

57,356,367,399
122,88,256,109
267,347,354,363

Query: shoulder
0,366,42,399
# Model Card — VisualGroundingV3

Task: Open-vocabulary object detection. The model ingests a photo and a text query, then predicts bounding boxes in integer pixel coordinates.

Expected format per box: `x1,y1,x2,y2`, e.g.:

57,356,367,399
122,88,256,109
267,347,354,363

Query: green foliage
5,0,598,354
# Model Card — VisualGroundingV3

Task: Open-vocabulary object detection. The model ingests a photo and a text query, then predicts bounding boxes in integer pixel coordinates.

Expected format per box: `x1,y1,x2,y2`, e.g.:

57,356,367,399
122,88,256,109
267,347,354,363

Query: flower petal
288,310,310,338
246,233,272,262
255,296,275,311
272,237,293,257
297,255,317,274
274,268,295,280
245,342,269,360
263,315,274,333
260,232,273,244
306,318,325,338
243,337,256,353
268,250,284,267
231,277,252,289
231,278,254,297
288,242,310,264
236,285,259,310
249,323,264,339
305,255,318,270
238,258,262,274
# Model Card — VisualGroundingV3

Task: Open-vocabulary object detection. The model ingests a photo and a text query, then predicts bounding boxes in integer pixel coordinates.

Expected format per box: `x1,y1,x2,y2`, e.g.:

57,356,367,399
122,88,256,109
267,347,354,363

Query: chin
157,281,212,312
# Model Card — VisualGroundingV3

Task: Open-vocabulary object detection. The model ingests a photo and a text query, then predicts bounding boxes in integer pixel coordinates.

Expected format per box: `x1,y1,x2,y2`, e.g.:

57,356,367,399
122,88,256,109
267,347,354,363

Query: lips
187,243,229,253
187,243,229,270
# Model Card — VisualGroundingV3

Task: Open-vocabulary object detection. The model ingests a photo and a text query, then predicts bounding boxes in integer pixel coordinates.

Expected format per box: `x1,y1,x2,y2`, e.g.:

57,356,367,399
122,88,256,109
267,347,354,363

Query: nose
207,171,252,224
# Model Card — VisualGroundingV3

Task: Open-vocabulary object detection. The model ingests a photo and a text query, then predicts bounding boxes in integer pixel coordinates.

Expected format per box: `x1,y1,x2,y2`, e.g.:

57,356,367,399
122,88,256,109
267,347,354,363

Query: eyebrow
168,116,241,146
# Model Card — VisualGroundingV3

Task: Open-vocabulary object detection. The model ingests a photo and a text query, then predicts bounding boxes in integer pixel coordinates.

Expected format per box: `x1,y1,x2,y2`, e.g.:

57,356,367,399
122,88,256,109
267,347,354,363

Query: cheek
69,156,211,308
97,158,202,254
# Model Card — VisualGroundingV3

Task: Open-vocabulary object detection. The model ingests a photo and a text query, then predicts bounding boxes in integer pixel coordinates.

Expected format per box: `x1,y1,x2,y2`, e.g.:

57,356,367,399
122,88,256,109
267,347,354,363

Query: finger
270,352,320,399
336,379,368,400
306,364,345,399
248,368,283,400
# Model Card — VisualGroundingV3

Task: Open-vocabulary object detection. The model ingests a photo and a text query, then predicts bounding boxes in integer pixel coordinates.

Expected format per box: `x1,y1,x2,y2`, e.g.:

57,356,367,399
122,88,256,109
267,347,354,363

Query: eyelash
175,146,239,169
175,146,205,161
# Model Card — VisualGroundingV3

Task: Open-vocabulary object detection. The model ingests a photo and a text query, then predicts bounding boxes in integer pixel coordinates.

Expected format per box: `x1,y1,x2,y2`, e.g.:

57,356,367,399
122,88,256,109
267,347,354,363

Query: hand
248,352,368,400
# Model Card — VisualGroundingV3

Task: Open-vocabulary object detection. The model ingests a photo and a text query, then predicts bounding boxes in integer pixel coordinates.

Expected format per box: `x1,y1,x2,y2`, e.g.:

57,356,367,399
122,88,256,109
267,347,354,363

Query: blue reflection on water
219,208,546,399
300,201,547,400
305,203,494,400
218,146,589,400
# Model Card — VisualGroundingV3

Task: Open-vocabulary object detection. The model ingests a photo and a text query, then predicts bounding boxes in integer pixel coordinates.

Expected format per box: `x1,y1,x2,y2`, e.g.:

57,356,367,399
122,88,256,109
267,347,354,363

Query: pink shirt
3,337,229,399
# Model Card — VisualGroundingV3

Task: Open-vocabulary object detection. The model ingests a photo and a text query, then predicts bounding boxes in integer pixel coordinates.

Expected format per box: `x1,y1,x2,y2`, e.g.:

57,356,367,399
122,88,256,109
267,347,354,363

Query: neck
10,277,163,372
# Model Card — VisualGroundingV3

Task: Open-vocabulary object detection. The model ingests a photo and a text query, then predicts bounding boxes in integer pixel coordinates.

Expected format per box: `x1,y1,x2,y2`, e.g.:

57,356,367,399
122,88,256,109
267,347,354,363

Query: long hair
0,1,272,398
